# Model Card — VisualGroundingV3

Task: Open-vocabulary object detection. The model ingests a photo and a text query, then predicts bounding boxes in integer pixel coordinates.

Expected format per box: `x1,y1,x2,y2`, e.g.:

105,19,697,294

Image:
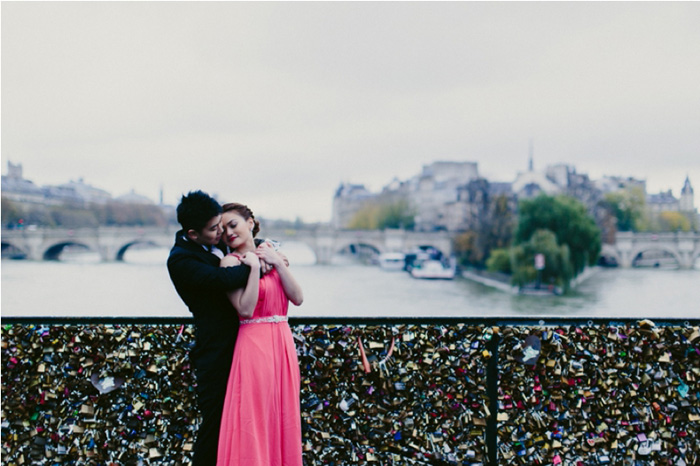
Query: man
167,190,250,466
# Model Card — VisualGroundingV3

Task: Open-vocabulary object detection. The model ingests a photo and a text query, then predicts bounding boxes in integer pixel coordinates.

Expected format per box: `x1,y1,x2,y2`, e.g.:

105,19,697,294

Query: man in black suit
167,190,250,466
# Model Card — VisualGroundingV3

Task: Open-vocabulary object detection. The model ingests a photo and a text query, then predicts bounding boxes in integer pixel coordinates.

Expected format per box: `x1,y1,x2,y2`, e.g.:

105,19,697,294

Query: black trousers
193,359,232,466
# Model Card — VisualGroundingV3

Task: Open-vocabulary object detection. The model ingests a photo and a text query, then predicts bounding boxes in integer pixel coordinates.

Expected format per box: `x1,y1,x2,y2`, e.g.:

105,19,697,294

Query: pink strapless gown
217,268,302,466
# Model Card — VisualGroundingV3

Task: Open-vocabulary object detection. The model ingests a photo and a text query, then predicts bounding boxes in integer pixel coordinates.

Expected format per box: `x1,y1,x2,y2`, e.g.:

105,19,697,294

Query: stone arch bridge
4,227,698,268
1,226,454,265
600,232,700,269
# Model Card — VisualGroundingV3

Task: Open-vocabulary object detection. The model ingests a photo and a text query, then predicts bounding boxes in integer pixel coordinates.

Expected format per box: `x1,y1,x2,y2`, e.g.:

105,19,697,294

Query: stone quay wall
2,317,699,465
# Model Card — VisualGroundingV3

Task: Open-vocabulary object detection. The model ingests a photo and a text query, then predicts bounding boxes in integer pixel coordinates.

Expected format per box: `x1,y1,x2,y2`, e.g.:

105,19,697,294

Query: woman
216,203,304,466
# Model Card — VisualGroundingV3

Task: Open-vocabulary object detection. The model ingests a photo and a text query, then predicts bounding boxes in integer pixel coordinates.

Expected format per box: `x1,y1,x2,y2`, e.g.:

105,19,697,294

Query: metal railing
2,316,699,465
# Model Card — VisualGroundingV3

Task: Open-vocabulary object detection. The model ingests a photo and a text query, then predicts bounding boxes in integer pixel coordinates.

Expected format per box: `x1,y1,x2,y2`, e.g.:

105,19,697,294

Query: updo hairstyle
221,203,260,237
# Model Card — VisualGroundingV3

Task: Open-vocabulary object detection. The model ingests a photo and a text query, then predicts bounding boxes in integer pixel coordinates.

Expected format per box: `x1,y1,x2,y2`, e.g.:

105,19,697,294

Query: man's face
187,215,222,246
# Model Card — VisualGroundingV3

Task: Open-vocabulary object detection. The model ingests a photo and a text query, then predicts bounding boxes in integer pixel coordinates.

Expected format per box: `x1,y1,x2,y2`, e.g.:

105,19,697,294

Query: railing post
485,328,500,466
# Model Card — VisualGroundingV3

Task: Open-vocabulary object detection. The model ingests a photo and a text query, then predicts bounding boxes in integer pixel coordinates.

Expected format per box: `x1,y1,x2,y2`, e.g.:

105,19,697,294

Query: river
1,244,699,319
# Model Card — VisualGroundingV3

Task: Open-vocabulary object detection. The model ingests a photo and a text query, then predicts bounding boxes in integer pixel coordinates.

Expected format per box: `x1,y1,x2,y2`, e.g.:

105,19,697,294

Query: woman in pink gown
216,203,304,466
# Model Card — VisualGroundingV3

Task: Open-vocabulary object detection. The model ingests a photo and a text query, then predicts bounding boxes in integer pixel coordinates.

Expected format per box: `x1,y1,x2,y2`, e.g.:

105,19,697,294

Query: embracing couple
167,190,304,466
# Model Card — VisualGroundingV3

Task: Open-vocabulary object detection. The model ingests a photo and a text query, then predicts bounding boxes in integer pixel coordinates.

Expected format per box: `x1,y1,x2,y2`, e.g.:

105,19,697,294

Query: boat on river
377,252,407,271
410,259,456,280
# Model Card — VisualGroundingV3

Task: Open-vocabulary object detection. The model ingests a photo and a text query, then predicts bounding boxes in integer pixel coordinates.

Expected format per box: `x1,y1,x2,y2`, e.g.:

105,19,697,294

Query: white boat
377,252,406,271
410,259,456,280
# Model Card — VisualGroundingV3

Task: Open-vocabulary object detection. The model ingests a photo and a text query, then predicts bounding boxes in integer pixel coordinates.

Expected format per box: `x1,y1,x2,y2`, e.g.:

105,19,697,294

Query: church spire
528,139,534,172
680,175,694,212
682,174,693,194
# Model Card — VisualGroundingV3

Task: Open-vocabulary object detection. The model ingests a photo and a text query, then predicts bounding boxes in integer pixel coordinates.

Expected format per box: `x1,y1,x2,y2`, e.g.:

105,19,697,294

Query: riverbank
461,266,602,295
461,269,519,294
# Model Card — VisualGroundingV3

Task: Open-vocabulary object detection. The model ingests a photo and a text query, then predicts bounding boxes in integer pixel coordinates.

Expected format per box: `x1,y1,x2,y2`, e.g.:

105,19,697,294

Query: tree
347,204,381,230
600,186,648,232
378,199,415,230
657,211,692,232
487,194,516,250
455,193,517,269
2,197,24,227
454,231,482,265
511,229,573,290
1,197,168,228
515,194,601,276
485,248,512,274
347,199,415,230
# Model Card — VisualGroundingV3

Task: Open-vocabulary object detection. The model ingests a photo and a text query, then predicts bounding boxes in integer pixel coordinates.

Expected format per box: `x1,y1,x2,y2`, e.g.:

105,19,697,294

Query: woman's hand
255,242,285,268
239,252,261,270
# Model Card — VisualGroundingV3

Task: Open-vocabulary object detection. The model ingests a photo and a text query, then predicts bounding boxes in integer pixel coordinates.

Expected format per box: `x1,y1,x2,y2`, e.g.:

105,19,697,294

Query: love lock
357,333,396,377
514,334,541,366
90,372,124,394
636,438,661,455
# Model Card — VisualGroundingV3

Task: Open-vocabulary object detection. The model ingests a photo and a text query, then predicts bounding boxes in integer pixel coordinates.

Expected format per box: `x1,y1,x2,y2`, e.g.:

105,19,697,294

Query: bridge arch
43,241,95,261
1,241,28,259
115,240,161,261
629,245,683,268
599,244,621,267
331,240,385,265
334,240,384,257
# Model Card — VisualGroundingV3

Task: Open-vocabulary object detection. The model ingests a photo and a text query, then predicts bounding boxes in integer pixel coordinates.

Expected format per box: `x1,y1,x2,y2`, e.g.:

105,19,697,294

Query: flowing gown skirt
217,270,302,466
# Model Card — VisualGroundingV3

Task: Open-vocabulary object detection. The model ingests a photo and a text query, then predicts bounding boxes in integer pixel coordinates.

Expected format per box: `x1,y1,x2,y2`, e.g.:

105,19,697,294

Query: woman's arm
256,244,303,306
220,254,261,318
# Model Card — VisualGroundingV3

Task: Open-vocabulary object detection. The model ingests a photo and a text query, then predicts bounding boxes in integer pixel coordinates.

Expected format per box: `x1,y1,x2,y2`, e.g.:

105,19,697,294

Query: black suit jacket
167,231,250,379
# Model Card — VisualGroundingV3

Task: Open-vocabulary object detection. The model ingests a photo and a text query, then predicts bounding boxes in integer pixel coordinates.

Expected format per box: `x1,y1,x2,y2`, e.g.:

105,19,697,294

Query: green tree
511,229,573,290
377,199,415,230
348,199,415,230
515,194,601,276
600,186,648,232
485,248,512,274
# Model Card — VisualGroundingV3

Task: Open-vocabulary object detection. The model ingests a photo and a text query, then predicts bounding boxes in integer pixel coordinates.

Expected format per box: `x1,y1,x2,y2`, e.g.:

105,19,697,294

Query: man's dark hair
176,190,222,232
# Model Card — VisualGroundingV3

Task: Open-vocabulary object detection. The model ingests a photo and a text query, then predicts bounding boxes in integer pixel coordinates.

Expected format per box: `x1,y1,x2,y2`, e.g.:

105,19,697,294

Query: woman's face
222,210,254,249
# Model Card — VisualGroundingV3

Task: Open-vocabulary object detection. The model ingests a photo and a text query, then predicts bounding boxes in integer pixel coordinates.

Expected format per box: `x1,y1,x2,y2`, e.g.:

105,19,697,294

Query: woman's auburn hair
221,202,260,237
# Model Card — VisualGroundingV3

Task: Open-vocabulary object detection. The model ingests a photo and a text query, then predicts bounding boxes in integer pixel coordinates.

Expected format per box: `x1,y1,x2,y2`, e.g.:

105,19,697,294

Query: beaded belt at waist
239,315,288,325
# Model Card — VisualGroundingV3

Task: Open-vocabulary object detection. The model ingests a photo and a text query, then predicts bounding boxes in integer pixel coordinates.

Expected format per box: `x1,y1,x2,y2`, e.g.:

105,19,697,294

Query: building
407,161,480,231
331,161,481,231
647,189,680,213
1,162,45,204
55,178,112,205
2,161,113,207
332,183,374,229
594,175,646,194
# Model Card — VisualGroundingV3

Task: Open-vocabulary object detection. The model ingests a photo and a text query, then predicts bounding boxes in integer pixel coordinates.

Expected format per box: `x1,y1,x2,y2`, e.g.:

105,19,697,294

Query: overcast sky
2,1,699,222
